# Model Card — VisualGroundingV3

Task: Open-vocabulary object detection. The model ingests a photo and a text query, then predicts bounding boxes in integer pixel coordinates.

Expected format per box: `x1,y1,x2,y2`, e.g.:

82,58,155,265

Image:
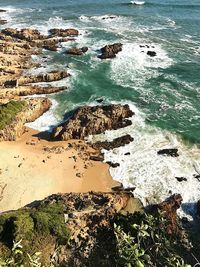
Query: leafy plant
114,212,191,267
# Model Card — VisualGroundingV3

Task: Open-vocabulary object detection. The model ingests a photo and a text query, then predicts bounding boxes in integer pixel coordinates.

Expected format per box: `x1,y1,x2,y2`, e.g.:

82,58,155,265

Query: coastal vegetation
0,101,26,130
0,201,70,265
0,195,194,267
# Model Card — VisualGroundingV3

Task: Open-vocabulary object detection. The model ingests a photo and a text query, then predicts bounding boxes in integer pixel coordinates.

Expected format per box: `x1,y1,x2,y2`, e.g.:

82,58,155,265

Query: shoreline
0,127,118,212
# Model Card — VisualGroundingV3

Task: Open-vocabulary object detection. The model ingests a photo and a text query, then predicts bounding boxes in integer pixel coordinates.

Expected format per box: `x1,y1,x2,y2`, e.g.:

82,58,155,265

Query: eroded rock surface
98,43,122,59
51,104,134,141
0,97,51,141
93,134,134,150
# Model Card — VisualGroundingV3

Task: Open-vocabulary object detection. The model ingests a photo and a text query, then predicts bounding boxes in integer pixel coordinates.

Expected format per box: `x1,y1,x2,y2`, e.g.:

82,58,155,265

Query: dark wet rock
181,217,189,224
193,174,200,181
102,15,116,20
89,154,104,162
49,28,79,37
124,152,130,156
51,104,134,141
0,19,7,25
66,47,88,55
0,9,6,12
157,148,179,157
106,161,120,168
175,177,187,182
98,43,122,59
147,51,157,57
96,98,104,103
93,134,134,150
197,200,200,216
43,44,58,51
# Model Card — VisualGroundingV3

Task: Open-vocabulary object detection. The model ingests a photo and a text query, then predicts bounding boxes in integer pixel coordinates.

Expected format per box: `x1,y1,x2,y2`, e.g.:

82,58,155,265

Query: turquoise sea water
1,0,200,214
0,0,199,143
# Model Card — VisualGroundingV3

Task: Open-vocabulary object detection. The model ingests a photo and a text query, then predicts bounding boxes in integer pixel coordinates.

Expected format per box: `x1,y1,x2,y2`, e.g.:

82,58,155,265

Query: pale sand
0,128,118,212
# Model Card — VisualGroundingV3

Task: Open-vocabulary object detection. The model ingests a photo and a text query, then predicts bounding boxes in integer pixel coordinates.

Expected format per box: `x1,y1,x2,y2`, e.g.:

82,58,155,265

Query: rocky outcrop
92,134,134,150
0,98,51,141
98,43,122,59
147,51,157,57
157,194,183,234
197,200,200,216
17,70,70,86
66,47,88,55
157,148,179,157
49,28,79,37
0,85,66,99
51,104,134,141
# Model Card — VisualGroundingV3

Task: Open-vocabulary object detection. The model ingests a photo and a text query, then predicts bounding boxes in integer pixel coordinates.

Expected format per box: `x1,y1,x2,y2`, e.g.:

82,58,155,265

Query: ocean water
1,0,200,217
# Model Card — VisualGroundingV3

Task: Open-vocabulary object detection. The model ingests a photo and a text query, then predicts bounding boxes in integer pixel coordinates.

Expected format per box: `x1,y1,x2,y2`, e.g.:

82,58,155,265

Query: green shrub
0,100,26,130
0,201,70,265
114,212,191,267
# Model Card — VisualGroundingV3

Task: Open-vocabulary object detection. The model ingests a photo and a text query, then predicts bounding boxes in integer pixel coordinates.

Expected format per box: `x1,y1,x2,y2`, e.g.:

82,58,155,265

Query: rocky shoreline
0,16,200,266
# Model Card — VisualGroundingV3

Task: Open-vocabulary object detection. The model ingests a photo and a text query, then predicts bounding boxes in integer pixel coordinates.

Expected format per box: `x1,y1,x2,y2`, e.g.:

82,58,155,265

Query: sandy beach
0,128,117,212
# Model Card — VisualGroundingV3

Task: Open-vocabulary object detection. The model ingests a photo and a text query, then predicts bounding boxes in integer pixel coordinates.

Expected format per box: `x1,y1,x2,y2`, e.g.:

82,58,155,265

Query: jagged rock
0,19,7,25
106,161,120,168
0,85,66,99
98,43,122,59
157,148,179,157
66,47,88,55
147,51,156,57
17,70,70,86
0,98,51,141
175,177,187,182
157,194,183,234
49,28,79,37
43,44,58,51
197,200,200,216
93,134,134,150
1,28,44,41
51,104,134,141
89,154,104,161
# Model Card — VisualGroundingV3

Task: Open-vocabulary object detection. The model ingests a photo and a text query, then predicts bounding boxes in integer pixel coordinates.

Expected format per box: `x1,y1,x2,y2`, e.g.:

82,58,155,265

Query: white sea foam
110,42,173,89
88,102,200,219
26,99,60,132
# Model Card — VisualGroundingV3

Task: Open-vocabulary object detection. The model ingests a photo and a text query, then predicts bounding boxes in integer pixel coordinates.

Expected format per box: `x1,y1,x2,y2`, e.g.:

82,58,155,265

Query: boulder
66,47,88,55
93,134,134,150
157,148,179,157
43,44,58,51
98,43,122,59
49,28,79,37
147,51,156,57
197,200,200,216
0,19,7,25
51,104,134,141
175,177,187,182
106,161,120,168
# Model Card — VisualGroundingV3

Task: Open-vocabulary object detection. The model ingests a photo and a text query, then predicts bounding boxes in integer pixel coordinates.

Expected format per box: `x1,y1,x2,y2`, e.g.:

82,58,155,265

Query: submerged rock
157,148,179,157
66,47,88,55
147,50,157,57
49,28,79,37
51,104,134,141
175,177,187,182
98,43,122,59
93,134,134,150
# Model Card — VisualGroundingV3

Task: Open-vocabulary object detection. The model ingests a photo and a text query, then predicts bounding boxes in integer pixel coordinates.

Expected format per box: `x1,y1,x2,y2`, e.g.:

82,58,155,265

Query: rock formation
49,28,79,37
51,104,134,141
98,43,122,59
157,194,183,234
157,148,179,157
66,47,88,55
92,134,134,150
0,98,51,141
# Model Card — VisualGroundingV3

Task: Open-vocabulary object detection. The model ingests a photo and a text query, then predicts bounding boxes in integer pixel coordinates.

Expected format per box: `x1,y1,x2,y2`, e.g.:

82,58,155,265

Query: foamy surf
110,42,173,89
26,99,60,132
88,102,200,219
